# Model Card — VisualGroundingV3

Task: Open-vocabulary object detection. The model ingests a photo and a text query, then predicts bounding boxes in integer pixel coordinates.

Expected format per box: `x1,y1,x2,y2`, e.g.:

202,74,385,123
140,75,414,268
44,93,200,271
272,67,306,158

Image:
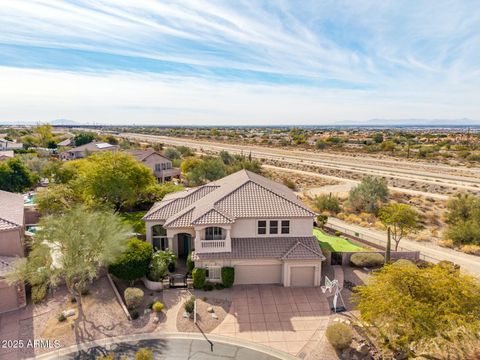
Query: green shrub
192,267,206,289
283,178,296,190
186,252,194,273
31,284,47,304
124,287,144,309
350,252,384,267
152,301,164,312
57,313,66,322
314,194,341,214
349,176,389,213
316,214,328,228
325,323,353,349
215,283,225,290
203,282,214,291
148,251,170,281
184,295,196,314
109,238,153,281
96,354,114,360
136,348,154,360
130,309,139,319
335,230,342,237
221,267,235,288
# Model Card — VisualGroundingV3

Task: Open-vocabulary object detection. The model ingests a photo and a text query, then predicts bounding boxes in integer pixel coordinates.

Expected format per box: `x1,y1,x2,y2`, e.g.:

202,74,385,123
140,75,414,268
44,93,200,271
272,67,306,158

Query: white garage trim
234,264,282,285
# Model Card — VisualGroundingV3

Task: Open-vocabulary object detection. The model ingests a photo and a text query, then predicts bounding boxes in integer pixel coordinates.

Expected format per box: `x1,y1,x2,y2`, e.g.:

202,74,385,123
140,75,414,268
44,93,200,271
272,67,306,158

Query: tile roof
145,169,316,228
192,208,234,225
215,181,314,218
164,208,194,228
143,186,219,221
126,148,172,162
192,236,325,261
0,190,24,231
282,241,323,260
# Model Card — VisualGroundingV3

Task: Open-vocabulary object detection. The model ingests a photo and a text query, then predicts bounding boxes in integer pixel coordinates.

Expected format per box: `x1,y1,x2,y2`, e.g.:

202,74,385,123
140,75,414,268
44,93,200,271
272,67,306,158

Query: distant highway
116,132,480,193
75,129,480,275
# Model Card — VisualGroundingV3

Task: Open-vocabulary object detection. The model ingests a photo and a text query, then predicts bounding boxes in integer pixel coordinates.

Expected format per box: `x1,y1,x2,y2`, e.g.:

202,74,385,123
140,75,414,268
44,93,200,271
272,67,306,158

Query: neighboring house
0,150,14,161
0,190,27,313
60,141,119,160
57,138,73,147
0,138,23,150
143,170,325,287
126,148,180,182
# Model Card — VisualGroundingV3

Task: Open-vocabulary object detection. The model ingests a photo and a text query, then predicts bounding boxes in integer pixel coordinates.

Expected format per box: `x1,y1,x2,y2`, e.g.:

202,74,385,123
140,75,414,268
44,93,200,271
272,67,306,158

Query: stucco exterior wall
196,258,322,287
0,229,24,257
141,153,172,171
230,217,313,238
0,279,26,314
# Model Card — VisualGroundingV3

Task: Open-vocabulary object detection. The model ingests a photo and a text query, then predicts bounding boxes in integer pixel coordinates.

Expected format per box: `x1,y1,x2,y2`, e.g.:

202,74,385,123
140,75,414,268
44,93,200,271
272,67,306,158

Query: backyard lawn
313,228,368,252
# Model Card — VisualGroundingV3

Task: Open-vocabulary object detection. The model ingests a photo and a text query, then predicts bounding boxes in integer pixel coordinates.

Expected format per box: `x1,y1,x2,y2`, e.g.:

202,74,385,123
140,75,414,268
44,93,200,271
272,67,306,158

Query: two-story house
126,148,180,182
0,190,27,314
143,169,325,287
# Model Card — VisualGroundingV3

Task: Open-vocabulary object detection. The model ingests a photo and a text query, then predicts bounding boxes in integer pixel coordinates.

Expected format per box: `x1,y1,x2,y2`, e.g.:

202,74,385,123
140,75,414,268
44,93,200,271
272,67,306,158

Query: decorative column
194,229,202,252
225,227,232,252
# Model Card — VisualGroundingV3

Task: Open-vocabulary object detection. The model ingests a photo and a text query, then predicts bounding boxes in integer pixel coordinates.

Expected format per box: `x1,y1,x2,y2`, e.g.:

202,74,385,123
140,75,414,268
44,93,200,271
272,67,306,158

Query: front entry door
177,233,191,258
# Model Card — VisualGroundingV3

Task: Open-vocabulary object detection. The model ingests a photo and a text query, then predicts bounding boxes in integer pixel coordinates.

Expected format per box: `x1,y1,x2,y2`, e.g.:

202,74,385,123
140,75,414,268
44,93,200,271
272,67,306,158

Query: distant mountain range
0,118,479,127
352,118,479,127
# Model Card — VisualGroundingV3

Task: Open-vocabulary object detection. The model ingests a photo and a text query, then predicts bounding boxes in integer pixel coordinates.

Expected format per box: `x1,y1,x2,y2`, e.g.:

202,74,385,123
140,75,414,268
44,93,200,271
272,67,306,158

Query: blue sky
0,0,479,125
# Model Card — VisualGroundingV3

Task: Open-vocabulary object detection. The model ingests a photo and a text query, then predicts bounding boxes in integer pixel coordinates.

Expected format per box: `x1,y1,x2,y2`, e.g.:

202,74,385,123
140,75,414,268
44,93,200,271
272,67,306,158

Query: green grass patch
120,211,147,235
313,228,368,252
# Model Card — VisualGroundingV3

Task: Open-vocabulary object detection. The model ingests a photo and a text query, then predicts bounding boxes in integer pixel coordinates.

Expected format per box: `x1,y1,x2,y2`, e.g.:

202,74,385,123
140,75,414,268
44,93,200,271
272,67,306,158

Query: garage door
235,264,282,285
0,282,19,313
290,266,315,287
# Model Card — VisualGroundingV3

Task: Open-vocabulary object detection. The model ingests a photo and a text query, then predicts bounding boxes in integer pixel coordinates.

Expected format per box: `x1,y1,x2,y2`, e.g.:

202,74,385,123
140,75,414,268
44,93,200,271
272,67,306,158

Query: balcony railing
200,240,225,248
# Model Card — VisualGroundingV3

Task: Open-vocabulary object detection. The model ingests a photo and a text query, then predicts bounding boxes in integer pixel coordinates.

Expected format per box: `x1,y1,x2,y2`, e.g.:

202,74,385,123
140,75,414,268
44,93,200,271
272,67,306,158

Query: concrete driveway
211,285,332,357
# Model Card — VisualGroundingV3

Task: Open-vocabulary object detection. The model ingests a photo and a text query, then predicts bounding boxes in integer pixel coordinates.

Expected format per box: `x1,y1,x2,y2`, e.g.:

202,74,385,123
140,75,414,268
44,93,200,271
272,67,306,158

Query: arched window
204,227,225,240
152,225,167,250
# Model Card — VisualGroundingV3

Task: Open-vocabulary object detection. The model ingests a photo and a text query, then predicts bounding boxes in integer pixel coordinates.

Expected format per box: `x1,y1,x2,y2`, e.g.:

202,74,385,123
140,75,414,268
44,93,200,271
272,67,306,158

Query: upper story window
257,220,267,235
258,220,291,235
269,220,278,234
155,164,161,172
204,227,225,240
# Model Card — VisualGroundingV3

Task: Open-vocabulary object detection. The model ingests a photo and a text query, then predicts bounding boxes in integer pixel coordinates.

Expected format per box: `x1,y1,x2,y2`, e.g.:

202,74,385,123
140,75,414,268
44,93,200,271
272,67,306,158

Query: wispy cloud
0,0,479,124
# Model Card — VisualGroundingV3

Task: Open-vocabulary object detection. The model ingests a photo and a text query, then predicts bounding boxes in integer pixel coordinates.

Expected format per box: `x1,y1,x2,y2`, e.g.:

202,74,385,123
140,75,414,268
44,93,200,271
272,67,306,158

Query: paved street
35,334,297,360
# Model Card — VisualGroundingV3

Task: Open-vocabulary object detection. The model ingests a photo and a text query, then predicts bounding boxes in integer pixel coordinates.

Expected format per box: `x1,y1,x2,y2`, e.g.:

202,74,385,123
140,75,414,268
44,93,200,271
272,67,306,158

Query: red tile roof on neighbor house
144,169,316,227
0,190,24,232
192,236,324,261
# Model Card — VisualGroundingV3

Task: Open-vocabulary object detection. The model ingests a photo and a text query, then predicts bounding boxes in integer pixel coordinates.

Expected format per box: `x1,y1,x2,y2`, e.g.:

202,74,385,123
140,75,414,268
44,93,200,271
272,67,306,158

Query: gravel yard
177,297,231,333
0,276,165,359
